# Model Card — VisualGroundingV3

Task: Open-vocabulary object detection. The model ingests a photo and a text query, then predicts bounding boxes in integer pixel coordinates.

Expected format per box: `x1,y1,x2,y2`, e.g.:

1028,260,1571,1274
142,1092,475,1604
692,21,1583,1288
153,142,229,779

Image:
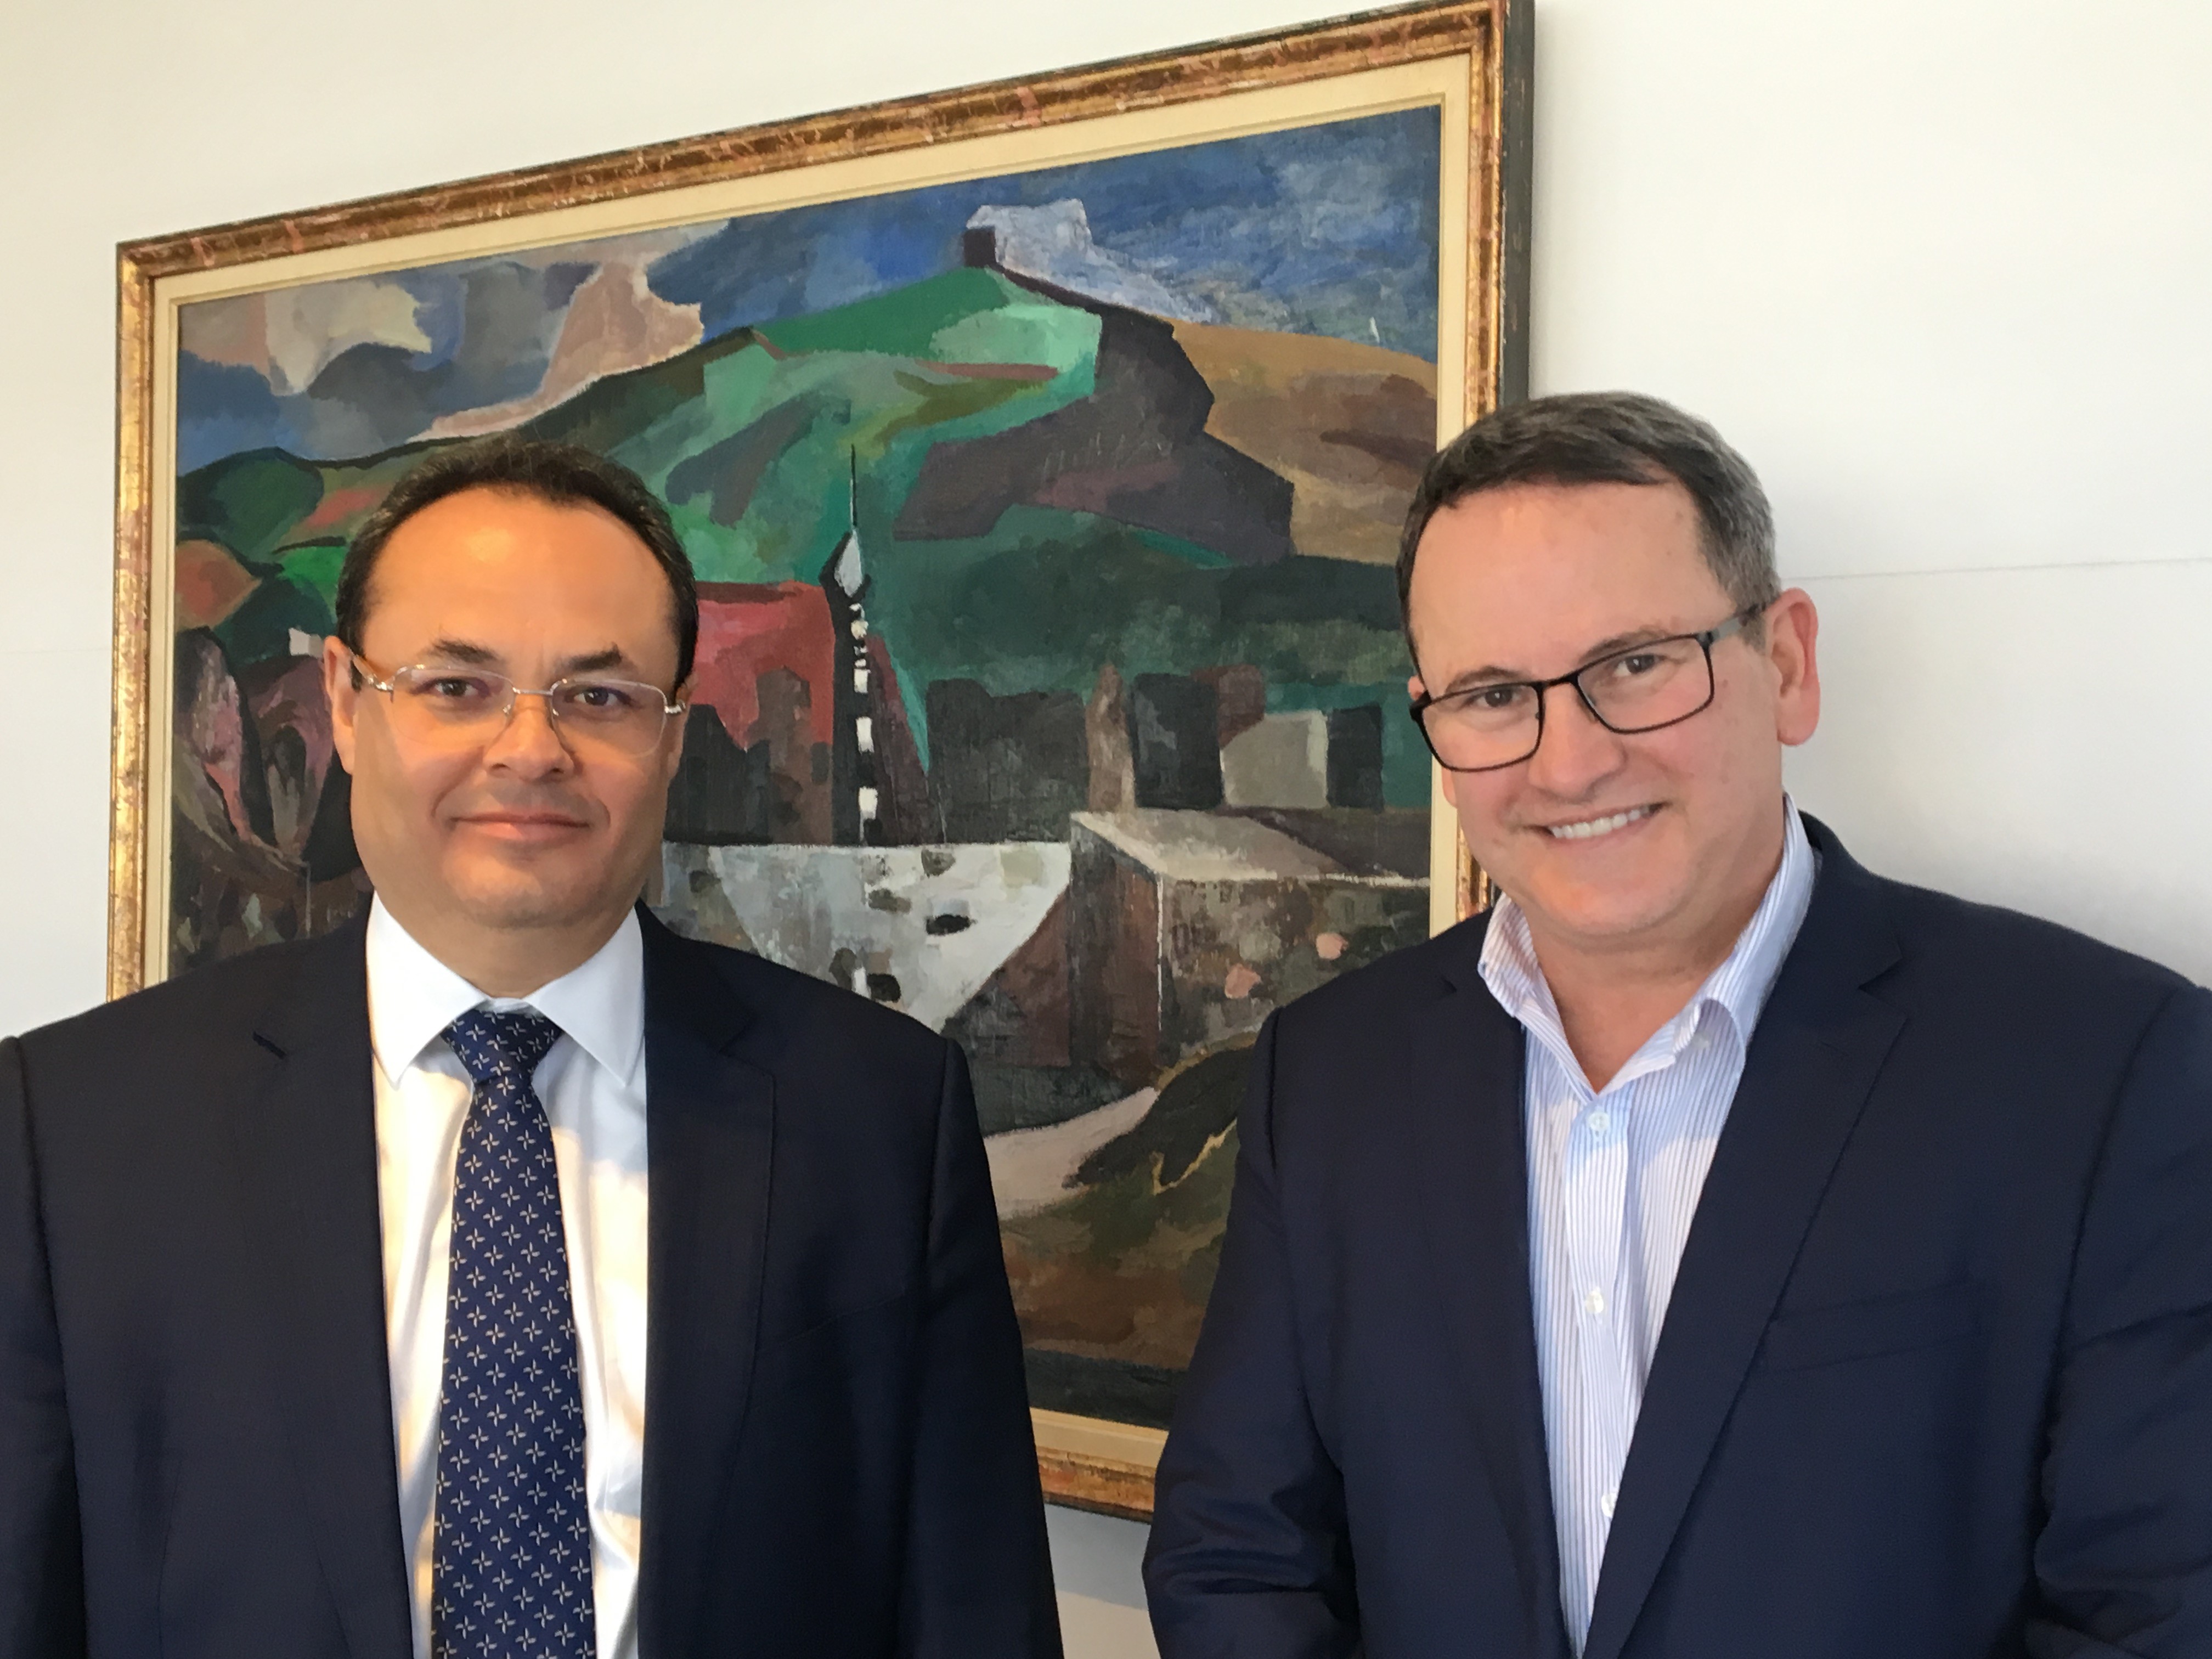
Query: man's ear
658,686,693,783
1764,588,1821,747
1407,672,1458,806
323,636,361,772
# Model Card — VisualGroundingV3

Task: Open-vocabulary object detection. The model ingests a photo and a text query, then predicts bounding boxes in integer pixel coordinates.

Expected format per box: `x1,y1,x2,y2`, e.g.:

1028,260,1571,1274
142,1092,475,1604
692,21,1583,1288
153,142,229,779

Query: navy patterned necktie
433,1007,598,1659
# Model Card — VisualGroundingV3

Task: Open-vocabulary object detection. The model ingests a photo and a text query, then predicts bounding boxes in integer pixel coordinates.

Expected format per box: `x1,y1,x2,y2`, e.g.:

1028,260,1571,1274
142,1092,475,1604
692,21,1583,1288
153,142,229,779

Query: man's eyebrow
1575,626,1679,663
417,638,501,667
1437,662,1536,694
1432,627,1684,696
411,641,641,678
556,646,636,676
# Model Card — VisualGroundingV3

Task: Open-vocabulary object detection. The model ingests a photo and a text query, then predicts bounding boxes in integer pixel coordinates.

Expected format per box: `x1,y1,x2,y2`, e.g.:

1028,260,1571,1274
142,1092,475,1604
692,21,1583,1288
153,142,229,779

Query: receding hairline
1401,471,1715,661
1395,391,1782,668
381,477,654,535
1421,466,1696,518
352,481,690,672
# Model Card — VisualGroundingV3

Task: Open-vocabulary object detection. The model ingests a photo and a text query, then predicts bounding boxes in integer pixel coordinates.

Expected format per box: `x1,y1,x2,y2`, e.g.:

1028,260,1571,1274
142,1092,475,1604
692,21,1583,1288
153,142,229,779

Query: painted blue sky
650,107,1440,351
176,105,1441,474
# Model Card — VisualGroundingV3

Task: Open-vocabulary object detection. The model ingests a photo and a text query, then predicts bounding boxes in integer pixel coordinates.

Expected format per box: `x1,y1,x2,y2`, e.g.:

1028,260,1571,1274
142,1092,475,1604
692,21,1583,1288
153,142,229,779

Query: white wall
4,1,2208,1651
1536,1,2212,975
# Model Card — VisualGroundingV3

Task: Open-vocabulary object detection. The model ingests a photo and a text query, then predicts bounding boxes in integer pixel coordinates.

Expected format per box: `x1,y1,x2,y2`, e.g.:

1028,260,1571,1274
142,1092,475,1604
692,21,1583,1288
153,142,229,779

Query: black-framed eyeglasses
1408,608,1759,774
349,653,685,757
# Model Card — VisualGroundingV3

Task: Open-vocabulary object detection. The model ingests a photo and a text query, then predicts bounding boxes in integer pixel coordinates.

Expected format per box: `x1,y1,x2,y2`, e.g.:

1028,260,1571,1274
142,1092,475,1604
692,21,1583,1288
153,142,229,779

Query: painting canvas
116,2,1528,1513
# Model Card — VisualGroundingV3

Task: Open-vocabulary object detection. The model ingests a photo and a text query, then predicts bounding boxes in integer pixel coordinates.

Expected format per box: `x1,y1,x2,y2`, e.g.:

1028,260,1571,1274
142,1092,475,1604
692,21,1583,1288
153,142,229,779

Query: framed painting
111,0,1528,1517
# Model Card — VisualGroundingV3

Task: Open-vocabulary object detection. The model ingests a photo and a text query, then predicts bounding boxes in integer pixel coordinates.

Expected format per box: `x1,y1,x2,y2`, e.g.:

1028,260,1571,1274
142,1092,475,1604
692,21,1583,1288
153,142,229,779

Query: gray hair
1396,391,1779,652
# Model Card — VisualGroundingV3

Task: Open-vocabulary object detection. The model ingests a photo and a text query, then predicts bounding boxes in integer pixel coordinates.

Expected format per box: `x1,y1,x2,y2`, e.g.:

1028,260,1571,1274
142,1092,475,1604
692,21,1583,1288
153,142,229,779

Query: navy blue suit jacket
1146,818,2212,1658
0,908,1060,1659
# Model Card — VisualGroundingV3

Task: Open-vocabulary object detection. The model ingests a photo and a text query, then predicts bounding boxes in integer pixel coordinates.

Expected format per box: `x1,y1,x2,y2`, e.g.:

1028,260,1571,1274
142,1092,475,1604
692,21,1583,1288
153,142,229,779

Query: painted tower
820,450,880,846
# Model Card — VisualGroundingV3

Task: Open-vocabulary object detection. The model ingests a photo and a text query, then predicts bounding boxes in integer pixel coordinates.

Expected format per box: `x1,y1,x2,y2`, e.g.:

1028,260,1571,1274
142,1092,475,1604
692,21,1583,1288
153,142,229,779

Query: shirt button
1583,1288,1606,1316
1601,1488,1618,1519
1587,1110,1611,1135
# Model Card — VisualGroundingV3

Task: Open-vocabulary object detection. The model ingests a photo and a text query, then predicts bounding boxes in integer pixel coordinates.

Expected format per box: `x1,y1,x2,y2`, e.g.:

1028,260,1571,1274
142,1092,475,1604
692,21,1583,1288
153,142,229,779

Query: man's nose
482,690,574,775
1525,682,1627,797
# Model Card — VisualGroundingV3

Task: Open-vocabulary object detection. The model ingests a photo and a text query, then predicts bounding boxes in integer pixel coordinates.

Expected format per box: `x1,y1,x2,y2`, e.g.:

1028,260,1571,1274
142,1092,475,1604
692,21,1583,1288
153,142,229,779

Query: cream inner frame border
137,57,1471,986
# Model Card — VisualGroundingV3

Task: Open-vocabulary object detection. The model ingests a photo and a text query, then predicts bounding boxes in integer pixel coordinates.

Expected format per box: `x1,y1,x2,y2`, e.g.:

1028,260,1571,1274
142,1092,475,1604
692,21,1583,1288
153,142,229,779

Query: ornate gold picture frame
112,0,1526,1517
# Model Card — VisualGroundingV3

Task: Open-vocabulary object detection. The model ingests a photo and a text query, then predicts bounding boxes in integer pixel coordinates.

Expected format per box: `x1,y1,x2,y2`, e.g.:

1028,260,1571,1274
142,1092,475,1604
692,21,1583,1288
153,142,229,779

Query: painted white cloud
262,278,433,397
966,200,1217,323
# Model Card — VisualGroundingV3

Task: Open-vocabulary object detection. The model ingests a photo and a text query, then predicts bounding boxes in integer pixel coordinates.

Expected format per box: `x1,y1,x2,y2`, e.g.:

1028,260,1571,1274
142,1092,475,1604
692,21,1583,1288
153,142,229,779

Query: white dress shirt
366,898,651,1659
1479,801,1817,1654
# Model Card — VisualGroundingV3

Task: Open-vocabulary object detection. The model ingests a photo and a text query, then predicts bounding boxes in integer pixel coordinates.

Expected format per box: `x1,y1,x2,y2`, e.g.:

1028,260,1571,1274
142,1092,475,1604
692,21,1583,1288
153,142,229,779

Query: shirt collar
1478,796,1819,1055
364,897,646,1087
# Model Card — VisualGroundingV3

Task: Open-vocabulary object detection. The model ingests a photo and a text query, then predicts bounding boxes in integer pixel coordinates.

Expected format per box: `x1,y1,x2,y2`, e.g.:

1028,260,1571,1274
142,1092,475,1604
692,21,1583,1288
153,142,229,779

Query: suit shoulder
1866,870,2190,1007
10,930,342,1060
1268,912,1491,1036
674,930,951,1068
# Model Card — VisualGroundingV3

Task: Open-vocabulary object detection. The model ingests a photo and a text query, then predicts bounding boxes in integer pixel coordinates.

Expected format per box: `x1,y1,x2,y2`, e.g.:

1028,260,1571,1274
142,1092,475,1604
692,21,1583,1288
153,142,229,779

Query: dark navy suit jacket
0,907,1060,1659
1146,818,2212,1658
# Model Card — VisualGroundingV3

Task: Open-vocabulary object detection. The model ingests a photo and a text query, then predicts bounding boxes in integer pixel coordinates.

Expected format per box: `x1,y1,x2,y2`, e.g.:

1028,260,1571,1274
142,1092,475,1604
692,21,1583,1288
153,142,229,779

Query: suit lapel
634,914,775,1659
1408,922,1576,1659
233,916,413,1659
1581,831,1906,1659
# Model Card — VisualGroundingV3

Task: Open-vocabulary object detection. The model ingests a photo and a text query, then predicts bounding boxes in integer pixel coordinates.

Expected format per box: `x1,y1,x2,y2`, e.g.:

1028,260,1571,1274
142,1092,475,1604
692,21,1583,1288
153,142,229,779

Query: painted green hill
173,266,1426,802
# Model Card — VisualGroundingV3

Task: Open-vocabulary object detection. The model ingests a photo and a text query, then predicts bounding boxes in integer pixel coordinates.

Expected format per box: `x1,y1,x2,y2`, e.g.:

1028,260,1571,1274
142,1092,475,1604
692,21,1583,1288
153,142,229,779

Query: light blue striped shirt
1478,800,1818,1653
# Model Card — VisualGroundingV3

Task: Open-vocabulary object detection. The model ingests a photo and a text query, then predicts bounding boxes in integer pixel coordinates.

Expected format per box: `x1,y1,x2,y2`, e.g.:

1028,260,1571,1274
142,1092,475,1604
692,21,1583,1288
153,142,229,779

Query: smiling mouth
462,812,589,833
1542,805,1656,841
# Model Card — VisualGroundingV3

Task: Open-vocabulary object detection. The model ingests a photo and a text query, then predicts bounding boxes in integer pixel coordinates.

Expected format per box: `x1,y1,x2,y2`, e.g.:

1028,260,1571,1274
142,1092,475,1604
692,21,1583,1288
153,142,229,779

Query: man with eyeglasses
1146,392,2212,1658
0,438,1061,1658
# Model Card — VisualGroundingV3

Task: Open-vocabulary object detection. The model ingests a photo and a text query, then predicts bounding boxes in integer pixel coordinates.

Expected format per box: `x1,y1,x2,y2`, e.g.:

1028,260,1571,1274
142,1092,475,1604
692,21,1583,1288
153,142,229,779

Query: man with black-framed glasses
1147,391,2212,1658
0,437,1061,1658
1407,605,1759,777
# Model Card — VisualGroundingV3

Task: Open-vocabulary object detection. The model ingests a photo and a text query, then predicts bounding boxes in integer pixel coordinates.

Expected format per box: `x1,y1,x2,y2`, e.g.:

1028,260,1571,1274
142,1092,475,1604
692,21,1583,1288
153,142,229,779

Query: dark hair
335,436,699,685
1396,391,1779,653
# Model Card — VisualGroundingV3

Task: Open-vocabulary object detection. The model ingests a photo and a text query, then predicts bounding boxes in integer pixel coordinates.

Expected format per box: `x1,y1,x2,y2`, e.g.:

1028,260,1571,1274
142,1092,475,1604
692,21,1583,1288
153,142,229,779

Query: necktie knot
442,1006,564,1089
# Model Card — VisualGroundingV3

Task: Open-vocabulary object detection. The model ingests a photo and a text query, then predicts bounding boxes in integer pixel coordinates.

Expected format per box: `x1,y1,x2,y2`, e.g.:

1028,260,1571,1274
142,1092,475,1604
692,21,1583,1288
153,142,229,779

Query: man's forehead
374,493,663,602
380,486,642,556
363,492,678,669
1420,478,1702,563
1409,484,1723,668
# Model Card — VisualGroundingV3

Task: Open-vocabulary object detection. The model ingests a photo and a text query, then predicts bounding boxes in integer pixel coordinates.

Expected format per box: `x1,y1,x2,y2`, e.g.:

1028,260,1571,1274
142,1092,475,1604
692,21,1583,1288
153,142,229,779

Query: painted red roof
690,581,835,747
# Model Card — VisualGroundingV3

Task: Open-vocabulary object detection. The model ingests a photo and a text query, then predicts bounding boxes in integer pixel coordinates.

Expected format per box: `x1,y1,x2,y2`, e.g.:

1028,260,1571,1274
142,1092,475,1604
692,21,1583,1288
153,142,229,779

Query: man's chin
1515,878,1683,951
443,870,605,935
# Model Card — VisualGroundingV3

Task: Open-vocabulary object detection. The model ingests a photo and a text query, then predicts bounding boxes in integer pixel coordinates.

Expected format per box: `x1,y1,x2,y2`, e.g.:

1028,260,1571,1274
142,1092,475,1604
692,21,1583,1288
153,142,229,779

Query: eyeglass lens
1419,635,1717,772
381,667,674,755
